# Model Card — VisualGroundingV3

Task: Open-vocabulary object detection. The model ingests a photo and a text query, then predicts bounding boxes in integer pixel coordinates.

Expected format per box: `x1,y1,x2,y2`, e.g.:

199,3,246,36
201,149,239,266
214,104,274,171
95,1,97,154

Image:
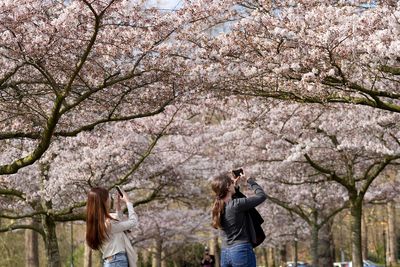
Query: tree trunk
310,223,319,267
318,221,334,267
362,213,368,260
152,239,162,267
84,243,92,267
262,247,268,267
25,221,40,267
387,201,397,267
42,215,61,267
268,247,276,267
161,251,167,267
278,244,287,267
294,240,298,266
350,198,363,267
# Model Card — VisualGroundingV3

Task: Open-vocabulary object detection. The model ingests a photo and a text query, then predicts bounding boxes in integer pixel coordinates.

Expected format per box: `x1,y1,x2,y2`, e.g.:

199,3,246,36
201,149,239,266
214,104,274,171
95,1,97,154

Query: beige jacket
123,231,137,267
102,202,138,266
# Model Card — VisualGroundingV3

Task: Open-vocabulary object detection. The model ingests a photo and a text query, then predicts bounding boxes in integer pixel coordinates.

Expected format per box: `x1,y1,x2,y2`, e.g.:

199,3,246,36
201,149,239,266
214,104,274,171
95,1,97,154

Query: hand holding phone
116,186,123,197
232,168,243,177
116,186,130,203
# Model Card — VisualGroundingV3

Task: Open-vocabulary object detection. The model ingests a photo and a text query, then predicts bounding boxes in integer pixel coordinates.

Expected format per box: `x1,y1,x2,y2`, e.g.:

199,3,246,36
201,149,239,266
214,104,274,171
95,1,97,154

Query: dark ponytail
211,172,233,229
212,198,225,229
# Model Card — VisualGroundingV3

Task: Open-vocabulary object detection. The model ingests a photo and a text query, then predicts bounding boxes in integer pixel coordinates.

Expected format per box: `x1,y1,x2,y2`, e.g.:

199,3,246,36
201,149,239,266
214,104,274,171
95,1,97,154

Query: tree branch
0,93,63,174
0,223,44,236
303,153,350,191
0,188,25,200
361,155,400,195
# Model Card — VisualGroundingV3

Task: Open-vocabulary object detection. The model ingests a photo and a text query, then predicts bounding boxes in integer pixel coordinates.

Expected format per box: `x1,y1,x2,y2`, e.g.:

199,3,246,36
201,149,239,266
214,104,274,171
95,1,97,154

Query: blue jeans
221,242,256,267
103,252,128,267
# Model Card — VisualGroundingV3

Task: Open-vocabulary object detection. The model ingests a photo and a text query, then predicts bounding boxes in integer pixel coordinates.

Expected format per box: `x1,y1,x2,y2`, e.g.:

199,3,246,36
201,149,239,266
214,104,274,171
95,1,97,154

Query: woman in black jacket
211,170,266,267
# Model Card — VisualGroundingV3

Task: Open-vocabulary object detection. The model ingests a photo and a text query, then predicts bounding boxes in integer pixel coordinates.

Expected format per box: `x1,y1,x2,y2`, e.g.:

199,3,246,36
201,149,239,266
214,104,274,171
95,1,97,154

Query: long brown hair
86,187,113,250
211,172,233,229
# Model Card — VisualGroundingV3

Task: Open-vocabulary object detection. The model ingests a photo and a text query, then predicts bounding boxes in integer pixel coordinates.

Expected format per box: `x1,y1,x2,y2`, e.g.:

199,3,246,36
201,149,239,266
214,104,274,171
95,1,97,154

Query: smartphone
116,186,123,197
232,168,243,177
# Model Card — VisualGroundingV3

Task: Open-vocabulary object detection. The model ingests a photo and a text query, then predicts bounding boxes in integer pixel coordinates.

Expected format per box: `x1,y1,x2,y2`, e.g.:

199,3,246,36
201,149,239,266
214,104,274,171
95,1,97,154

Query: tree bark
161,251,167,267
42,215,61,267
294,239,298,266
25,222,40,267
152,238,162,267
310,222,319,267
387,201,397,267
350,198,363,267
84,243,92,267
278,244,287,267
362,213,368,260
318,221,334,267
262,247,268,267
269,247,276,267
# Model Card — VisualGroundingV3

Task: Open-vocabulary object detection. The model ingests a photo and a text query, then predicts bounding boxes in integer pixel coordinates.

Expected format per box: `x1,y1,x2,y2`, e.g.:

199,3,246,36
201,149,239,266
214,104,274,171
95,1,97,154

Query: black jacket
232,185,266,247
220,179,266,247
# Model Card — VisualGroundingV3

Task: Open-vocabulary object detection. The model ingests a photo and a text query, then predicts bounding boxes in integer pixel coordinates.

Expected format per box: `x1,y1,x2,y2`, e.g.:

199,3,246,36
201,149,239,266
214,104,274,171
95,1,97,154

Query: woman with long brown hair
86,187,138,267
211,169,266,267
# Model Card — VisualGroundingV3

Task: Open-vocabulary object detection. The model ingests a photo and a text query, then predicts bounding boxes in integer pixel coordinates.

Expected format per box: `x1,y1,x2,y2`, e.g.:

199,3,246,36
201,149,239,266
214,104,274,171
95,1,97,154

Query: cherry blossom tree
0,0,211,263
180,97,400,267
166,2,400,264
185,0,400,113
0,127,148,265
2,2,399,267
133,207,210,266
0,104,205,266
0,0,197,175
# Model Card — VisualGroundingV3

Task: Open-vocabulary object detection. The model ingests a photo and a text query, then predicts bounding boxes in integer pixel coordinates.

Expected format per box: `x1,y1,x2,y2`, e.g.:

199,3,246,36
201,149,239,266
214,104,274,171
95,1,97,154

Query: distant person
211,169,267,267
86,187,138,267
200,247,215,267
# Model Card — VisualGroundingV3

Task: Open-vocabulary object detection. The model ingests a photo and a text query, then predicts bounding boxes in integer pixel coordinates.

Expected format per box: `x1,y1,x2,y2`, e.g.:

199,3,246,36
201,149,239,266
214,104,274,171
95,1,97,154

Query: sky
146,0,183,10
